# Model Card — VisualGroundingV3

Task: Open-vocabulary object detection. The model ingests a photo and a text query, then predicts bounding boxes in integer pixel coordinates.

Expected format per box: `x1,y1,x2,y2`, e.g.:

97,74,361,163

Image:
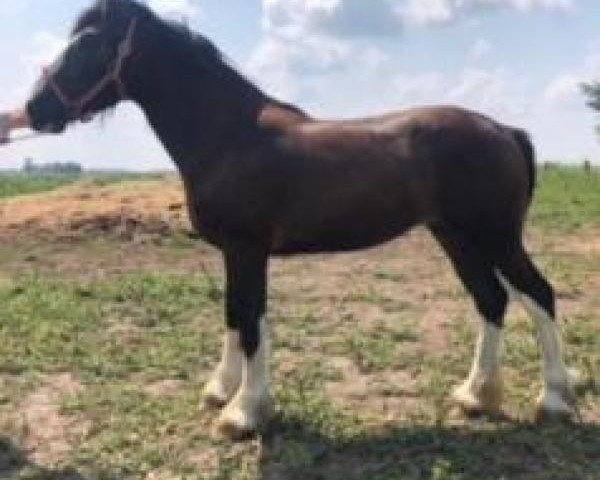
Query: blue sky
1,0,600,170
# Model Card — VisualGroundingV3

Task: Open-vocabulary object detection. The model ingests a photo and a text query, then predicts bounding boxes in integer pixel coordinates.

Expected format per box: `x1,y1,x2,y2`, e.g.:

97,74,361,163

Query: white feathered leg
453,320,504,415
203,329,243,408
216,317,273,439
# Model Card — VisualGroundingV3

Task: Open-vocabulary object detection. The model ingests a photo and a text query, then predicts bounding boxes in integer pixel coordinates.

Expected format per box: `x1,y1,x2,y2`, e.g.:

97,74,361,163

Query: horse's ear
100,0,129,19
100,0,143,21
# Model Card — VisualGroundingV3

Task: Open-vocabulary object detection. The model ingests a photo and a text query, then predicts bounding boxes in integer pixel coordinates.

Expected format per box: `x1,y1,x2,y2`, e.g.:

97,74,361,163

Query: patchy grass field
0,173,81,199
0,172,165,199
530,167,600,232
0,168,598,480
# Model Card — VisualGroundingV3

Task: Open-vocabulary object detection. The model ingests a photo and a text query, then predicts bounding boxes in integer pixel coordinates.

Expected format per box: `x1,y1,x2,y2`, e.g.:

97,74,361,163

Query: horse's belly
271,212,417,255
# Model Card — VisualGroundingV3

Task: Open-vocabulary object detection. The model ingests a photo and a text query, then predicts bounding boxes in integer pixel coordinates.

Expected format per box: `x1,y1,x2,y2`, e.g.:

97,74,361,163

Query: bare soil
0,179,190,242
5,374,86,466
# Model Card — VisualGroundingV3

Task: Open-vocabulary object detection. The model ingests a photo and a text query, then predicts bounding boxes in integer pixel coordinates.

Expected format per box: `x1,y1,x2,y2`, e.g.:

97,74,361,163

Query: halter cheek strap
42,18,138,120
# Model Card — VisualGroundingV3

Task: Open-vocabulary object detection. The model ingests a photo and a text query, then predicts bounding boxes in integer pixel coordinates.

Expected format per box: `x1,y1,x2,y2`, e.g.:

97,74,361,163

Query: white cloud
487,0,575,11
263,0,401,38
398,0,455,26
447,67,527,116
148,0,201,22
399,0,576,26
250,0,578,103
249,0,399,100
544,73,582,103
544,44,600,104
249,1,533,130
383,66,528,121
260,0,578,38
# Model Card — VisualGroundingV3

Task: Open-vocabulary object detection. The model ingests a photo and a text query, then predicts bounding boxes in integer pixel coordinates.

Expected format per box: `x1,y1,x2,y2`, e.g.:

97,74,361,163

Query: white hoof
452,377,503,417
214,393,273,440
203,374,240,409
567,367,586,393
535,387,577,422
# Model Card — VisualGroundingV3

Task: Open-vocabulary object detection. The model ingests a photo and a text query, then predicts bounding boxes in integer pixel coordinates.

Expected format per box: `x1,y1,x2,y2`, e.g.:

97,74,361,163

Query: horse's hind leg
431,226,508,416
495,246,578,421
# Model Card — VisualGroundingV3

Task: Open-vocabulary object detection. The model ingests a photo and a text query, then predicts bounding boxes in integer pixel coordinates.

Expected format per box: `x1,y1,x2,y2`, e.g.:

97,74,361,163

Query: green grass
0,173,80,198
0,172,165,199
0,273,224,478
530,167,600,231
0,273,222,380
335,324,419,373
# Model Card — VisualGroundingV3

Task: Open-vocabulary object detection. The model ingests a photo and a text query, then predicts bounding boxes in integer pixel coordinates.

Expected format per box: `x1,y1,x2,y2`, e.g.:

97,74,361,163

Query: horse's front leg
214,247,273,439
203,327,244,408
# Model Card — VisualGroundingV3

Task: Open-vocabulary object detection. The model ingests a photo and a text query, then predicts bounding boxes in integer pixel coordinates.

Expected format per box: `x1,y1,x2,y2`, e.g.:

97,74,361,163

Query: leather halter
42,18,138,120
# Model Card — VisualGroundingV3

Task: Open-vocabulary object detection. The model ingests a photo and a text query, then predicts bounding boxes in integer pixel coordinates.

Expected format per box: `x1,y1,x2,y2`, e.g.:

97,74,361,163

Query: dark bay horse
17,0,578,438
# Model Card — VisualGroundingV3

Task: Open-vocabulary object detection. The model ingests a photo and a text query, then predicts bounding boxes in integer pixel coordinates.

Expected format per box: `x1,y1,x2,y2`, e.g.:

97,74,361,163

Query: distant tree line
22,158,83,175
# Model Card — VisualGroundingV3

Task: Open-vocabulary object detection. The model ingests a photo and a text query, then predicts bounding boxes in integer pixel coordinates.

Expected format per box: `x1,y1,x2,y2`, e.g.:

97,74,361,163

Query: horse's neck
141,94,263,168
129,40,267,171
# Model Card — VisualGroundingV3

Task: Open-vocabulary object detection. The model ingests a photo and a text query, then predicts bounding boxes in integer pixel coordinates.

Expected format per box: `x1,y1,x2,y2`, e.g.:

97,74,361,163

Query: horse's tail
511,128,536,202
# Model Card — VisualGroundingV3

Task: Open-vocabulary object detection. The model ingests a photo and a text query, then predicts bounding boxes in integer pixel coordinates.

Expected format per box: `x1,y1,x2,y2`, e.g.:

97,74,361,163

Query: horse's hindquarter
412,108,532,231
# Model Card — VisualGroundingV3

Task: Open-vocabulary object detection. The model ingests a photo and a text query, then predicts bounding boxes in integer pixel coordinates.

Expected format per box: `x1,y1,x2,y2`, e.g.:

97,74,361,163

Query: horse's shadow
0,437,93,480
2,418,598,480
261,416,600,480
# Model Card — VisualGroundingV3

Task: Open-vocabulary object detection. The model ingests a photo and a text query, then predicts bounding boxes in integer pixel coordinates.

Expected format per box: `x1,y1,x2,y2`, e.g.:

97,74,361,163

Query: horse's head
27,0,149,134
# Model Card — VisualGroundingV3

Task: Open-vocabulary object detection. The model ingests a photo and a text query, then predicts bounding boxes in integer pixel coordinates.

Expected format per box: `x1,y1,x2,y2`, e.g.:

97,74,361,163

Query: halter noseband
42,18,138,120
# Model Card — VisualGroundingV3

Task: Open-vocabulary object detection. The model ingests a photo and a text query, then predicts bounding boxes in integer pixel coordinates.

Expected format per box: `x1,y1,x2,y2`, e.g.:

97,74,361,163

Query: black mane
73,0,249,88
72,0,148,35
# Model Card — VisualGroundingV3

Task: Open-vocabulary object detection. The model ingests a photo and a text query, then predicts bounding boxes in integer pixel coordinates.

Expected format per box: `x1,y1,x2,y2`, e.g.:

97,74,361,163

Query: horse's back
272,105,533,242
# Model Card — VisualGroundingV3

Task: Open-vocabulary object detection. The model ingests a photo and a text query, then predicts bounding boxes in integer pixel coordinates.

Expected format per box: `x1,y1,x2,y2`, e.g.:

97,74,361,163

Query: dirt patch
0,179,190,242
143,380,186,398
418,306,456,355
270,229,466,357
187,448,221,477
325,356,422,421
107,318,145,345
534,226,600,255
7,373,88,466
